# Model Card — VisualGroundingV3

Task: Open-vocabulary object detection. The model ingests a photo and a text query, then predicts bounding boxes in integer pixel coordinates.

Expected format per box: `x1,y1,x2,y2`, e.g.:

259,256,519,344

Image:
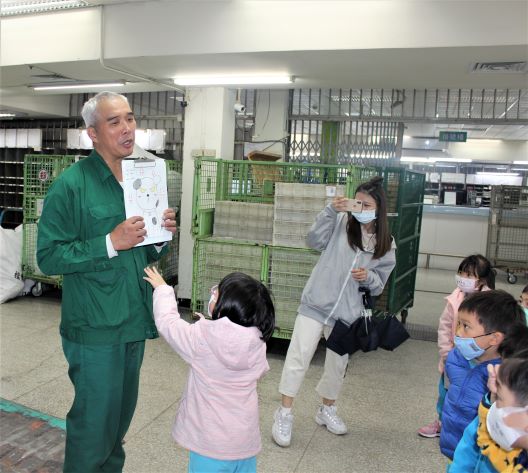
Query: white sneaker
272,407,293,447
315,405,348,435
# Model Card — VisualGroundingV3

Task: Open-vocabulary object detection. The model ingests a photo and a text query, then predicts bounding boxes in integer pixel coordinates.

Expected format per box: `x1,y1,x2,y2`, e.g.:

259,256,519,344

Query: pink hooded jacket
152,285,269,461
437,286,491,373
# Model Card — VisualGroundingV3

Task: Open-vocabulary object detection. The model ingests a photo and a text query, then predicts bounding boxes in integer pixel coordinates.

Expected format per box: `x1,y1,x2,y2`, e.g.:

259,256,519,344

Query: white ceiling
0,0,527,143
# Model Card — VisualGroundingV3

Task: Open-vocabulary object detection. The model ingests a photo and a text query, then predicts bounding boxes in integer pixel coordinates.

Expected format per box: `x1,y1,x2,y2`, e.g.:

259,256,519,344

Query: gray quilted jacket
298,204,396,327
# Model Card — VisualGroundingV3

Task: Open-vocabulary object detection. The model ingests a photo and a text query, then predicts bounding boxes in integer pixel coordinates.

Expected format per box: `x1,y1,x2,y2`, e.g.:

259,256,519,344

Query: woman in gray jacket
272,176,396,447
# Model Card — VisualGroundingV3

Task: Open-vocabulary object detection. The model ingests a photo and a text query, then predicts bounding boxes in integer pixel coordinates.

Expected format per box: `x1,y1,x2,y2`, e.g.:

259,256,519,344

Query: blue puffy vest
439,348,500,460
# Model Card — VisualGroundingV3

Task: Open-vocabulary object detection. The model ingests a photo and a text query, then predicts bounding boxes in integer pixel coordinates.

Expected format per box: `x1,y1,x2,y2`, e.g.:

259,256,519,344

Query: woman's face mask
352,210,377,224
487,403,528,451
352,191,377,225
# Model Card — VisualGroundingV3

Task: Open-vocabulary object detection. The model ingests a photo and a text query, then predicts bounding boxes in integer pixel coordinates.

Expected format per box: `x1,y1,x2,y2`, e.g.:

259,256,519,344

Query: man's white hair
81,91,129,128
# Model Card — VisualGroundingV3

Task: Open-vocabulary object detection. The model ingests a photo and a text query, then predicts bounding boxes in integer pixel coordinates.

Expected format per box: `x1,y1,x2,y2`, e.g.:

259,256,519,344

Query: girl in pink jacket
418,254,495,438
144,267,275,473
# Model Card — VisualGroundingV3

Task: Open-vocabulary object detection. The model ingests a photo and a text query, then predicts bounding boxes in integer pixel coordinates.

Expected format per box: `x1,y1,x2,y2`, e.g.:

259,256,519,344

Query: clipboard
122,157,172,247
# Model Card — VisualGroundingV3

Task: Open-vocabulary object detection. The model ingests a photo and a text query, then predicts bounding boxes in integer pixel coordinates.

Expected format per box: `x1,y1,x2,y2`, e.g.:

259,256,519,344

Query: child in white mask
418,254,495,438
450,352,528,473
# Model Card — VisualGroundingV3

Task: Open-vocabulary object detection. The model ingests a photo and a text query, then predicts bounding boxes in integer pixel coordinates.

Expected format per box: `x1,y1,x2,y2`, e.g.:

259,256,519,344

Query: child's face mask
208,285,218,319
487,403,528,451
453,333,493,361
455,274,478,293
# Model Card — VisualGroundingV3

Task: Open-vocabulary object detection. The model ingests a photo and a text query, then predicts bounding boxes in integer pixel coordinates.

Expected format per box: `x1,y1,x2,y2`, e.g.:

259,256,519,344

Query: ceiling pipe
98,5,185,94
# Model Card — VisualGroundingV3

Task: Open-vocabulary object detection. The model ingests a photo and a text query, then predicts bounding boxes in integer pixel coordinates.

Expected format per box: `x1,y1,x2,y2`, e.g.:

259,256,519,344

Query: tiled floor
0,268,525,472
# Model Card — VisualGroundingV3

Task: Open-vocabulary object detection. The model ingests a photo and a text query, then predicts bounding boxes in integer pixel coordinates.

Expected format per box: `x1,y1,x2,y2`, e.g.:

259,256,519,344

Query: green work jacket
37,151,167,345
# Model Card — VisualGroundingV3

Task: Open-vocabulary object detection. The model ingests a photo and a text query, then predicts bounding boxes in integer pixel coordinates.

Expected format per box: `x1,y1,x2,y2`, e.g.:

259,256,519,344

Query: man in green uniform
37,91,177,472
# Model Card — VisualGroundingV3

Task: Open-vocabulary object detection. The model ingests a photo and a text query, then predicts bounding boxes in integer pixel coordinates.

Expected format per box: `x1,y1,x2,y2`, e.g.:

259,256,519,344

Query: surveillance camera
234,102,246,113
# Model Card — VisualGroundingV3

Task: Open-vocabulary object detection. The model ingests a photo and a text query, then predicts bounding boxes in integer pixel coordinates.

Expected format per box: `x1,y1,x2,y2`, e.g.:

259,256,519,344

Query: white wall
178,87,235,299
252,90,289,157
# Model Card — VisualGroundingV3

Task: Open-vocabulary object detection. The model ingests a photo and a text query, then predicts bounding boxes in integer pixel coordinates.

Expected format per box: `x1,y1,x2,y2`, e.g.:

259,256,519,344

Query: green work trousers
61,338,145,473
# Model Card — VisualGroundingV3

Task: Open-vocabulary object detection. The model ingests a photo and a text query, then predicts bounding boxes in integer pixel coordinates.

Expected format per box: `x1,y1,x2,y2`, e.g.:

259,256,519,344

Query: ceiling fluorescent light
477,172,520,177
33,81,125,91
1,0,87,16
434,158,472,163
0,113,16,117
401,157,430,163
173,75,294,86
513,161,528,165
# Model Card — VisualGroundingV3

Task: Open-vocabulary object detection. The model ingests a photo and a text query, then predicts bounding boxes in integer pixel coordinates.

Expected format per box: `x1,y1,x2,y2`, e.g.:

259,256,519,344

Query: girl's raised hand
143,266,167,289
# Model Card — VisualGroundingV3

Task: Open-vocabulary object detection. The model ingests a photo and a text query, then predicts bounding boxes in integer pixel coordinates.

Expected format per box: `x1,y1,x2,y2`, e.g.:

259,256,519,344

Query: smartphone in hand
344,199,363,212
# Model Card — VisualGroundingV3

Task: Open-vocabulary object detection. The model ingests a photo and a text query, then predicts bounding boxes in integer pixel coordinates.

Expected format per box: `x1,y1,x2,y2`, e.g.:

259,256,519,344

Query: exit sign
439,131,467,142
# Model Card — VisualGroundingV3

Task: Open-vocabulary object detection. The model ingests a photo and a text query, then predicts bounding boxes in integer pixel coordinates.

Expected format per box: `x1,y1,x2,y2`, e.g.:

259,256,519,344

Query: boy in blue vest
449,326,528,472
439,290,526,462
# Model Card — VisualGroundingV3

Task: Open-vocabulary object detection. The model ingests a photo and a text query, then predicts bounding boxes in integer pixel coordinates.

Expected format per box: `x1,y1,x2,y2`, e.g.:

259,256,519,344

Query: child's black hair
459,290,526,335
522,284,528,295
498,324,528,360
458,254,496,289
212,272,275,342
497,358,528,406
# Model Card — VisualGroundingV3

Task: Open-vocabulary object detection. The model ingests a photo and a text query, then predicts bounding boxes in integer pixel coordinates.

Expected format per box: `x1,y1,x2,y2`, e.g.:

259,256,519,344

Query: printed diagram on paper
122,158,172,247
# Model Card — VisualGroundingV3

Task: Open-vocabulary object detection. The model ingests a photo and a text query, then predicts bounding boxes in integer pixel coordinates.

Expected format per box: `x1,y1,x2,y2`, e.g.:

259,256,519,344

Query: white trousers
279,314,350,401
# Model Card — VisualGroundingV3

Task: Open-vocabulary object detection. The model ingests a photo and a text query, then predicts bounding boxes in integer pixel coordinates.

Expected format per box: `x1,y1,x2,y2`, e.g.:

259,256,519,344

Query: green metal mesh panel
157,160,183,282
486,186,528,270
22,154,74,285
389,269,417,314
216,159,353,203
400,171,426,205
23,154,75,220
397,206,422,241
268,246,320,338
380,168,401,214
374,167,425,315
392,237,420,277
192,238,264,316
21,222,60,284
347,167,379,196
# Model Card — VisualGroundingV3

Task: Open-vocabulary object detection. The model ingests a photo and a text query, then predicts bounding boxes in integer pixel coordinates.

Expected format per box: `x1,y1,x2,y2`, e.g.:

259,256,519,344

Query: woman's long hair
346,176,392,259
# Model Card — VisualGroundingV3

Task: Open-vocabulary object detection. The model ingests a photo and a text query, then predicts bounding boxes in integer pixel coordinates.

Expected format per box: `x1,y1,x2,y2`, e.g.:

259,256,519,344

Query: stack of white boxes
213,201,274,243
272,183,345,248
268,247,321,328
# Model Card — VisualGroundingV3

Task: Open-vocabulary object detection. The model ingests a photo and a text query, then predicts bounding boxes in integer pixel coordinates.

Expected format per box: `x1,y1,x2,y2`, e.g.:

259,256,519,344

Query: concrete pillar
177,87,236,299
252,89,289,157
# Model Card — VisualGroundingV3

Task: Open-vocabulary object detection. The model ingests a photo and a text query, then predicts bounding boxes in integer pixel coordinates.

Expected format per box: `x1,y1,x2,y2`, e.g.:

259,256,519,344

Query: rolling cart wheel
31,282,43,297
400,309,408,325
507,273,518,284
